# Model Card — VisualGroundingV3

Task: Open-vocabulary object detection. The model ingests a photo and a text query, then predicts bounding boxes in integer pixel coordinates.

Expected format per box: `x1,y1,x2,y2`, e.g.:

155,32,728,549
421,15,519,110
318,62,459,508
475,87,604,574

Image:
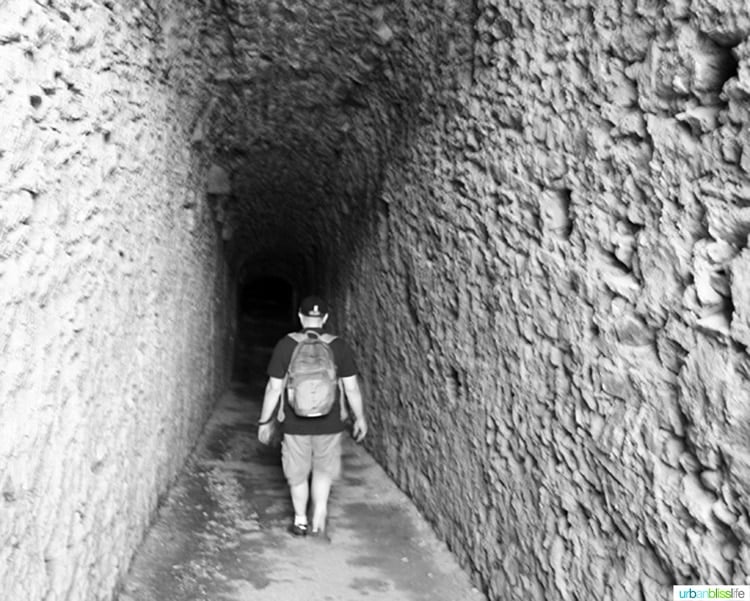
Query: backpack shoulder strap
317,333,346,421
278,332,305,423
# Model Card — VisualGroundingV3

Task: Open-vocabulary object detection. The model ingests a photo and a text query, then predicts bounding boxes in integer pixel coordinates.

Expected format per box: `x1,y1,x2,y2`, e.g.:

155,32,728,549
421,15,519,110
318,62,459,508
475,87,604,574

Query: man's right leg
310,470,333,532
309,433,343,536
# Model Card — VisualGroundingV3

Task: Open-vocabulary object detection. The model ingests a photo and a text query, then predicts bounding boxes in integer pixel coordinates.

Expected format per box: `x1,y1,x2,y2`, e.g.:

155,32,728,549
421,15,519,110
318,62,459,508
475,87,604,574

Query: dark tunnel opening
238,275,295,322
233,274,298,381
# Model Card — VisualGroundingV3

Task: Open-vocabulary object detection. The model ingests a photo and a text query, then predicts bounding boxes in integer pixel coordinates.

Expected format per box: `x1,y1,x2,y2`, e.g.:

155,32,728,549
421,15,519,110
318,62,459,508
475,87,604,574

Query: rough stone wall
0,2,231,600
342,1,750,599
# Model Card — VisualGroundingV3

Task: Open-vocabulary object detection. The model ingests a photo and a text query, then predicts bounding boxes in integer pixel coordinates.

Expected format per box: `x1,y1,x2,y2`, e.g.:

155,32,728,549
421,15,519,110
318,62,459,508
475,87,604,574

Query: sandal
289,523,308,536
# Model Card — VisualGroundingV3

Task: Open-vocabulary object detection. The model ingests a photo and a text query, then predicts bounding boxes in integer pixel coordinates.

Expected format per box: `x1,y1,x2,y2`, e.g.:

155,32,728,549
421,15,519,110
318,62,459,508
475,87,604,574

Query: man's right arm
342,375,367,442
257,377,284,445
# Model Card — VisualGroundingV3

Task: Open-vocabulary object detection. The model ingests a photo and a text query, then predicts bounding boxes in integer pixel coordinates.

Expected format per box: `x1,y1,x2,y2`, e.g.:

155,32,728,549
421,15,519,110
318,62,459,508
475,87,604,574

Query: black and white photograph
2,1,750,600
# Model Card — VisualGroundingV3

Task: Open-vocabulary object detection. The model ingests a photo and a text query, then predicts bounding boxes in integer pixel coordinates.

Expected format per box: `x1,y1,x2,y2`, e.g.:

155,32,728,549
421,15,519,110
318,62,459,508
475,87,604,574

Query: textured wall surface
0,1,232,600
5,0,750,599
340,1,750,599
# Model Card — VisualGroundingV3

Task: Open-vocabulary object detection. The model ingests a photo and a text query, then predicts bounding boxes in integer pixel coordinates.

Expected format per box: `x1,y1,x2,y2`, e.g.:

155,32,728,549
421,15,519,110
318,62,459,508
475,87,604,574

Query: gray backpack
278,331,347,420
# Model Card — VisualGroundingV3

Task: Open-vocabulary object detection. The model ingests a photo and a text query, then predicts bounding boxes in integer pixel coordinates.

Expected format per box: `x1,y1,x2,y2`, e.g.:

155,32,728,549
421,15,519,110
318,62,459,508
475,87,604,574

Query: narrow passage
117,364,485,600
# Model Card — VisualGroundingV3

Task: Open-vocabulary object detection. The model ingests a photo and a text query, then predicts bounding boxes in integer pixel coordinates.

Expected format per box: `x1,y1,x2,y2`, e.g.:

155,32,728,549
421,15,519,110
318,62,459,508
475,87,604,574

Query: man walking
257,295,367,540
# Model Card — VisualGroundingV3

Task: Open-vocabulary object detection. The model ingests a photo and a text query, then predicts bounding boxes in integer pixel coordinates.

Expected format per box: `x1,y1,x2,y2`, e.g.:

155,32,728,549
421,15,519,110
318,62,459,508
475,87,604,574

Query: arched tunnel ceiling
204,1,403,275
198,0,475,278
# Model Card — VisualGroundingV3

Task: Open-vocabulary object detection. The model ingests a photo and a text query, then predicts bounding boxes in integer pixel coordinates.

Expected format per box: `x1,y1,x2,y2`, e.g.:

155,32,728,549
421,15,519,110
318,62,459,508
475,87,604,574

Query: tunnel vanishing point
3,0,750,599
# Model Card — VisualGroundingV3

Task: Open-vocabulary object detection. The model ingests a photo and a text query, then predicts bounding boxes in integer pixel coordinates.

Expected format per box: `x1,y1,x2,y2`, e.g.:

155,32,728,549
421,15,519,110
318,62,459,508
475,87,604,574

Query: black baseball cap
299,296,328,317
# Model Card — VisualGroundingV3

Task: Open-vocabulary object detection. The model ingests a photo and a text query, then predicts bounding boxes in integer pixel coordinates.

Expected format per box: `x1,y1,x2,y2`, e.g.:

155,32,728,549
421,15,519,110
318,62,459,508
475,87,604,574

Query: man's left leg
282,434,313,535
290,480,310,531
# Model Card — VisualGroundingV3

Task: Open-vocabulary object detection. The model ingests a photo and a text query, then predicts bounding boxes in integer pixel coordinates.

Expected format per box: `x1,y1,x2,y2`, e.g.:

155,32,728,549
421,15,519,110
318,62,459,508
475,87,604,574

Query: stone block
539,189,571,238
730,248,750,346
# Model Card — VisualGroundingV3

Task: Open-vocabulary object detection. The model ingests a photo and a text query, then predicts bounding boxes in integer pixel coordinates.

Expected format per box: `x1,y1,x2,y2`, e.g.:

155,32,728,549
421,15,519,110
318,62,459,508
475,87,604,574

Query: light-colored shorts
281,433,343,486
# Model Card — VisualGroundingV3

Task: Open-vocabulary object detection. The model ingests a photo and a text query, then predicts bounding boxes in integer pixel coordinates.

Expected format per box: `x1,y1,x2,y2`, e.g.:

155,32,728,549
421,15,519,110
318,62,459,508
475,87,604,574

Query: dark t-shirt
266,328,357,435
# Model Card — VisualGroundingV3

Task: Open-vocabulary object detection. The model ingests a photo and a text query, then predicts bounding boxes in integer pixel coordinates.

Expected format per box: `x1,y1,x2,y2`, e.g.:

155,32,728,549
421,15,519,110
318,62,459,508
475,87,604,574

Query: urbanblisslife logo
674,586,749,599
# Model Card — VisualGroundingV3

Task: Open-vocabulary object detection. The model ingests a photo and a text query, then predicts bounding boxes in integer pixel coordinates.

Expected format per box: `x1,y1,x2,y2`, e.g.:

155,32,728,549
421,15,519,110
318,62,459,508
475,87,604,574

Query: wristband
258,416,274,426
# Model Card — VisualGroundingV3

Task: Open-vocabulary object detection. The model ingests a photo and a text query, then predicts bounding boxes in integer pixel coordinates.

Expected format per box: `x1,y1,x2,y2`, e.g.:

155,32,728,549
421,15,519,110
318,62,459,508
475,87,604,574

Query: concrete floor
117,377,486,601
